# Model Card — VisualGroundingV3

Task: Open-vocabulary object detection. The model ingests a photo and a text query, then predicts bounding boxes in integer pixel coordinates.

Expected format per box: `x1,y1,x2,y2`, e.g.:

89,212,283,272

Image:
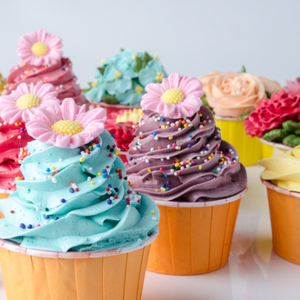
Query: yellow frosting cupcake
116,108,144,124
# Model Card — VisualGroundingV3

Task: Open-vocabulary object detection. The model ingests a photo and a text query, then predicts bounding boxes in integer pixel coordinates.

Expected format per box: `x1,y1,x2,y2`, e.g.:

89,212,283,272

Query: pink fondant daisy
0,82,60,123
141,73,204,118
26,98,106,148
18,29,63,66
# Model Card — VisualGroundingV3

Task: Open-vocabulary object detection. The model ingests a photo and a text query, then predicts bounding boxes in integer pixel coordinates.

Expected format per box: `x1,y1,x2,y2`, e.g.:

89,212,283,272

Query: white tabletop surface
0,165,299,300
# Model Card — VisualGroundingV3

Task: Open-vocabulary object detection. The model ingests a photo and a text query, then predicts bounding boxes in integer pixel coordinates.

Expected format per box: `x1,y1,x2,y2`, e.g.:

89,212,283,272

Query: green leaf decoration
240,65,246,73
120,48,124,52
140,52,153,69
282,134,300,147
133,56,143,73
201,95,214,113
98,66,106,75
101,94,119,104
241,111,251,121
282,120,299,133
263,129,288,142
266,91,272,99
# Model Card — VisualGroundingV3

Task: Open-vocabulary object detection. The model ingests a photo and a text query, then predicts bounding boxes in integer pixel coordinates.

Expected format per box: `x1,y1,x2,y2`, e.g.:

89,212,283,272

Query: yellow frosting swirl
259,146,300,192
116,108,143,124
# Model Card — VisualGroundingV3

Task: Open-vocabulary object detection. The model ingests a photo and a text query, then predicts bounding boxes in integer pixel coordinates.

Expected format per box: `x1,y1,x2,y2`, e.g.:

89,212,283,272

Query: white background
0,0,299,89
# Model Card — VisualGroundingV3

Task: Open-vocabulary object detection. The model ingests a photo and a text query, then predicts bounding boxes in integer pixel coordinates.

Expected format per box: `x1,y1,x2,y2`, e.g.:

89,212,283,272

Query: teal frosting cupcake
0,115,159,252
85,49,167,106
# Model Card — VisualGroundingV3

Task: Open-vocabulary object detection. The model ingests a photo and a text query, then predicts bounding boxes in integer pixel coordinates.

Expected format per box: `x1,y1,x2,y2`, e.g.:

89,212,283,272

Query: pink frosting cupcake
3,29,87,106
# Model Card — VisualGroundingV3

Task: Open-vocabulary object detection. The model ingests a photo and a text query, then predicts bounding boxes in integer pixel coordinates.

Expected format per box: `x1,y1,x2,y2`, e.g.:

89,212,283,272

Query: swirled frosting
4,58,87,105
0,119,32,191
126,106,247,202
259,146,300,192
0,130,159,252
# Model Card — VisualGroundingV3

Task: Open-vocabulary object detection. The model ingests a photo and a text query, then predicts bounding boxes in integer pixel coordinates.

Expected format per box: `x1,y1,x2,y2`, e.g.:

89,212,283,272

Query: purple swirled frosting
126,106,247,202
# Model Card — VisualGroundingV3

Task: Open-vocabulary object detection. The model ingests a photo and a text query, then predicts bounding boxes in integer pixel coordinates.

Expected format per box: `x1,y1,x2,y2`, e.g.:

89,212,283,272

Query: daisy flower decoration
17,29,63,66
141,73,204,118
26,98,106,148
0,82,60,124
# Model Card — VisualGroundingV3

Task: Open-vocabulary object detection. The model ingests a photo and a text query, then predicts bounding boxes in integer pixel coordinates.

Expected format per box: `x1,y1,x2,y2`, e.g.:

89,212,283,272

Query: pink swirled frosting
0,119,32,191
4,58,87,105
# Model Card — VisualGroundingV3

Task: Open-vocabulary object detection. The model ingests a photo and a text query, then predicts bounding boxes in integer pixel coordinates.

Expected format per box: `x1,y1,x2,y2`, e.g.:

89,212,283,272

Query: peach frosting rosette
199,72,281,118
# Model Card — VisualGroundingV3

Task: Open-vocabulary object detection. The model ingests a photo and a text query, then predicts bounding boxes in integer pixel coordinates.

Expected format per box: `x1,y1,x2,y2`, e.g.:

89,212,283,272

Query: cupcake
0,98,159,300
126,73,247,275
0,82,60,198
106,108,144,163
85,49,167,117
199,69,281,166
243,91,300,152
3,29,87,105
259,146,300,264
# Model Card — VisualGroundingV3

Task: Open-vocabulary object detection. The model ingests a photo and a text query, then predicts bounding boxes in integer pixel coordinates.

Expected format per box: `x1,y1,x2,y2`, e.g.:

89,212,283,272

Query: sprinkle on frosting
127,99,247,202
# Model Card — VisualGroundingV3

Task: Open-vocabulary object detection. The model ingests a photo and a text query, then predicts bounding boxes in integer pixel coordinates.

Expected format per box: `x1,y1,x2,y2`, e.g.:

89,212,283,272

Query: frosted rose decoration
141,73,204,118
199,72,281,118
0,82,60,123
18,29,63,66
27,98,106,148
243,91,300,137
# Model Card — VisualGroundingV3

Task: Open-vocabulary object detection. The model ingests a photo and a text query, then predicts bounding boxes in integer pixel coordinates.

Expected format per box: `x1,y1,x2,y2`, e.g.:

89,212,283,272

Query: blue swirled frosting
0,130,159,252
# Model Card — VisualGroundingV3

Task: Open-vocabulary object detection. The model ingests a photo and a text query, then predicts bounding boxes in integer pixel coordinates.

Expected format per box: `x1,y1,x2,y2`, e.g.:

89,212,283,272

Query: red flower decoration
244,91,300,137
106,110,136,152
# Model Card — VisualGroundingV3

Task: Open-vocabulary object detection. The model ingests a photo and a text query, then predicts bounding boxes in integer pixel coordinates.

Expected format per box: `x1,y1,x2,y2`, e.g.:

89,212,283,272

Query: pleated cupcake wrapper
259,138,292,159
261,179,300,265
147,188,247,275
0,233,157,300
215,116,270,166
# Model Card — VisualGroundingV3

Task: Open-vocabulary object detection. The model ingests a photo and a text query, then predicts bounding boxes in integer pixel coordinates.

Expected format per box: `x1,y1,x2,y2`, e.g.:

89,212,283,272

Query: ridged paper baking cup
147,188,247,275
262,180,300,265
259,138,292,159
215,116,263,166
0,233,157,300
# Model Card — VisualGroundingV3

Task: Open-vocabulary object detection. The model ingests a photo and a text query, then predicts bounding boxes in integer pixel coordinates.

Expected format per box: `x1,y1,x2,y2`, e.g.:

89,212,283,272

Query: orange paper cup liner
262,180,300,265
0,233,157,300
147,188,247,275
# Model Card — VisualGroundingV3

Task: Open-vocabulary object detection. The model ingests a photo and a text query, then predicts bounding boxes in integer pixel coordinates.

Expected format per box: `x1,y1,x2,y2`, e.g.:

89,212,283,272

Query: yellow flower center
31,42,49,56
153,54,159,60
131,54,137,59
101,58,106,64
155,72,165,82
51,120,84,136
114,70,122,80
135,85,143,95
17,94,40,109
161,89,184,104
91,79,98,88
